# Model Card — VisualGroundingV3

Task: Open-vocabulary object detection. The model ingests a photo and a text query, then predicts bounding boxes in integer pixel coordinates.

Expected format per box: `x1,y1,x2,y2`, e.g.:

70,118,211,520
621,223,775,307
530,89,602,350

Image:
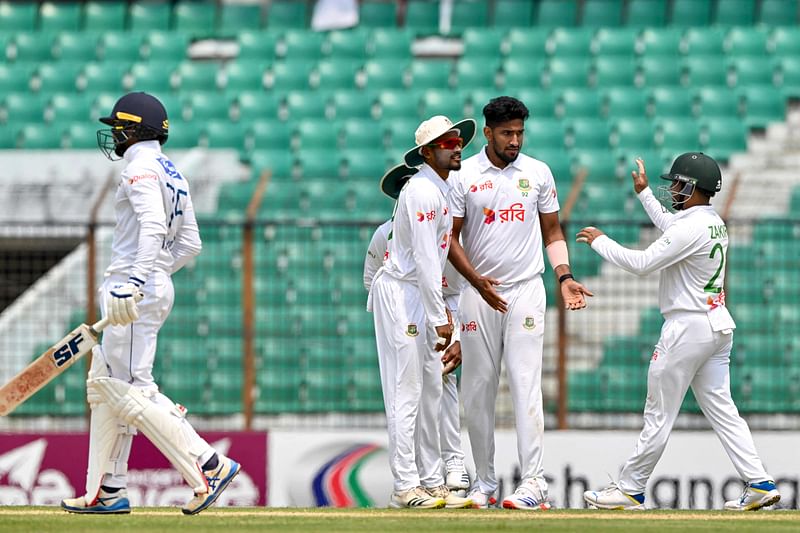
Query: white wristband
546,240,570,269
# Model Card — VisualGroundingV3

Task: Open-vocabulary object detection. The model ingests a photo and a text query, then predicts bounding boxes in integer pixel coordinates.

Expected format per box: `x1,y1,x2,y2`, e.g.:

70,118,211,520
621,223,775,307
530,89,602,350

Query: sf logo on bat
51,332,84,367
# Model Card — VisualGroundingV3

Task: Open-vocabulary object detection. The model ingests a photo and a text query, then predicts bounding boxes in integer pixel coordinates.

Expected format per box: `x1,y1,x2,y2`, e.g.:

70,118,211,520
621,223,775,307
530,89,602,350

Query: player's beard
492,142,519,164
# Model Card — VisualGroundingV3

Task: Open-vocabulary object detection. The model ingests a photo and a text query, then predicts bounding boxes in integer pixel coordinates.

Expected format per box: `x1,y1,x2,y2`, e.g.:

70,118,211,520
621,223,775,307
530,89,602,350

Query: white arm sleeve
363,223,388,292
406,188,447,327
124,171,167,284
638,187,674,232
170,198,202,274
591,222,698,276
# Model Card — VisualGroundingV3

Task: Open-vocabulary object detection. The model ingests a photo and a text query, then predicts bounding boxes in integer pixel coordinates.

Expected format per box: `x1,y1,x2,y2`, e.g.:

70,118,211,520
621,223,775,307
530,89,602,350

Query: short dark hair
483,96,529,127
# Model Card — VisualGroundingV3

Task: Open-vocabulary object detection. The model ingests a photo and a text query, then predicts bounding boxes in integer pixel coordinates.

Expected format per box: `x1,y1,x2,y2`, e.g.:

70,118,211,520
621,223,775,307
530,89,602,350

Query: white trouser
372,274,444,492
91,271,213,490
440,315,464,465
619,312,771,494
460,276,546,495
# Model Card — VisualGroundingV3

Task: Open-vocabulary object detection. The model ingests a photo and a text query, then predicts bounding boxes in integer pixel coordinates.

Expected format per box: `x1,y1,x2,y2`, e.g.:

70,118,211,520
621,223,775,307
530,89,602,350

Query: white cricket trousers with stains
619,311,771,494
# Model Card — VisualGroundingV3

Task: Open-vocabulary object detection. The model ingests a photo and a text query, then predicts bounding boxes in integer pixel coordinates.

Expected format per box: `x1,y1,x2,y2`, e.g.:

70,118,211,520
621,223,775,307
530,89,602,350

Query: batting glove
105,280,144,327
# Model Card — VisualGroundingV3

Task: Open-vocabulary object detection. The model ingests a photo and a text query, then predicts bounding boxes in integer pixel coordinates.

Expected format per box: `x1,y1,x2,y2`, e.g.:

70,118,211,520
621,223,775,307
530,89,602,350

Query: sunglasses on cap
426,137,463,150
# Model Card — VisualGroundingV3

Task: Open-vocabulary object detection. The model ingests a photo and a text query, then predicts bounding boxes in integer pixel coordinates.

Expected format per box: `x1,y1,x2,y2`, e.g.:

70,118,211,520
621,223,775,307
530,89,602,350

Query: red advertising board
0,432,267,507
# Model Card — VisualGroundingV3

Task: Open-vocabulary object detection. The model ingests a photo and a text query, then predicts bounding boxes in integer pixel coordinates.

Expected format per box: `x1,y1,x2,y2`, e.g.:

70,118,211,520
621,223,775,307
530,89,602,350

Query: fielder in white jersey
61,92,240,516
363,166,470,497
448,97,593,510
579,153,780,511
368,117,477,509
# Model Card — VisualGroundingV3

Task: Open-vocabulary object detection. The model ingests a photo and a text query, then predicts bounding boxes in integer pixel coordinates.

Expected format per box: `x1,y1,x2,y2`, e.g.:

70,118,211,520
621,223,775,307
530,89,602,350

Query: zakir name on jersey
708,224,727,239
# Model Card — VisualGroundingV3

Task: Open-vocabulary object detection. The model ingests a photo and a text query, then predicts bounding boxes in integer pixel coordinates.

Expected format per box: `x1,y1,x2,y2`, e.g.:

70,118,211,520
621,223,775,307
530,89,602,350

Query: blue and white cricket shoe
61,488,131,514
182,455,241,515
502,478,552,511
724,480,781,511
583,483,645,510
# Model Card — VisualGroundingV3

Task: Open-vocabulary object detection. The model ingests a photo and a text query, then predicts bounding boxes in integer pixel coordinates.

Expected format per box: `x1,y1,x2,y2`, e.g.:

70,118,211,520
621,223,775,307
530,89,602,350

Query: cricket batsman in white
579,153,780,511
61,92,240,515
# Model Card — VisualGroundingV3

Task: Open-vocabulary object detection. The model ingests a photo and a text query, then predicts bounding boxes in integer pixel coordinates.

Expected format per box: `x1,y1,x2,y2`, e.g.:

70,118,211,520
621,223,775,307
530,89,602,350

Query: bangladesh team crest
523,316,536,330
517,178,531,192
406,324,418,337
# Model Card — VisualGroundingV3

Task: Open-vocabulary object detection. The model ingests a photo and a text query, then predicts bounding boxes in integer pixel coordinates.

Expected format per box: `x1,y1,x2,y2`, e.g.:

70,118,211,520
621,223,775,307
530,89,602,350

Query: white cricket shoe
389,486,446,509
445,457,470,497
425,485,473,509
502,478,552,510
182,455,241,515
61,487,131,514
583,484,645,510
724,480,781,511
466,488,497,509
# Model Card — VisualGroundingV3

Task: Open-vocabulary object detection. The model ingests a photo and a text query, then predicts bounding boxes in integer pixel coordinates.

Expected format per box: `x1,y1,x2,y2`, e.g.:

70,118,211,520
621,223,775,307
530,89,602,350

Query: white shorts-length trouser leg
373,276,443,492
461,277,546,494
618,313,770,494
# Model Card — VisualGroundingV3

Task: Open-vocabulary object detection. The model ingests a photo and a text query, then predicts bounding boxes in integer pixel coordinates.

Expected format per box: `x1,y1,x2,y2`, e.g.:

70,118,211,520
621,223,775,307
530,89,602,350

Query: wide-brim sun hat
403,115,476,168
379,164,418,200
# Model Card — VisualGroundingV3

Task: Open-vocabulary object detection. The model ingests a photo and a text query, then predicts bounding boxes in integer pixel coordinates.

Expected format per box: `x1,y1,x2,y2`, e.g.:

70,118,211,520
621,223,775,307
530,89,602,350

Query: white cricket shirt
106,141,202,283
381,164,453,326
591,187,734,319
451,146,560,288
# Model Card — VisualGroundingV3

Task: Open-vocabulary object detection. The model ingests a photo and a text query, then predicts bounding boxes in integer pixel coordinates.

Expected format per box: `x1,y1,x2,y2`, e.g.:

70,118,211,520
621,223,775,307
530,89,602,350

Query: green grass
0,508,798,533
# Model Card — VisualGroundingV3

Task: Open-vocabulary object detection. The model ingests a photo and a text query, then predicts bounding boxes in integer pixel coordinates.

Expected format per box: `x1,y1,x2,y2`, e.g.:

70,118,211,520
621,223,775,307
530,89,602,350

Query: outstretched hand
632,158,649,194
561,279,593,310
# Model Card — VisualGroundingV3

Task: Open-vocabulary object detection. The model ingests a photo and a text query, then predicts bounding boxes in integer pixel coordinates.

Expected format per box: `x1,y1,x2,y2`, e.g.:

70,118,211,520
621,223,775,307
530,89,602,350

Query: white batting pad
83,400,122,501
89,377,208,493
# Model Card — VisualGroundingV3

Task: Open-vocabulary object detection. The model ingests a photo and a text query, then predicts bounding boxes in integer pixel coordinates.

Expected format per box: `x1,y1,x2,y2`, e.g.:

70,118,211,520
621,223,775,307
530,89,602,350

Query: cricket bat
0,317,109,416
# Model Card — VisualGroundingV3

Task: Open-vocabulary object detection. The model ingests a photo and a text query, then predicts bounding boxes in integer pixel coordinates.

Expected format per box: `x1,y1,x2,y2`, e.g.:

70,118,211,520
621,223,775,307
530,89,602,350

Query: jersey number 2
704,243,724,294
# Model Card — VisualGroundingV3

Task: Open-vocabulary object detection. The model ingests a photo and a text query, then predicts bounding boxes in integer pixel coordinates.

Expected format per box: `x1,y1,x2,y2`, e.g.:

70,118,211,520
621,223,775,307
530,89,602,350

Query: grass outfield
0,508,798,532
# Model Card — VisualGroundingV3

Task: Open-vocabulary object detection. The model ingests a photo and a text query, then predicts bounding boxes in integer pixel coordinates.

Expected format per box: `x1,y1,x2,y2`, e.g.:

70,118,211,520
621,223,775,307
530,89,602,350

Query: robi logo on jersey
461,321,478,332
416,210,436,222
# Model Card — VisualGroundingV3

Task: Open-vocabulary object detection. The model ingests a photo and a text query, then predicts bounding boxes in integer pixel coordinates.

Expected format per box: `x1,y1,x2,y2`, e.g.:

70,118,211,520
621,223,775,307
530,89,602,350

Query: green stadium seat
377,89,420,120
405,0,440,35
650,87,693,118
759,0,799,25
248,148,293,179
175,61,220,92
294,151,341,180
173,1,217,36
223,60,268,92
573,150,618,182
342,148,386,179
536,0,577,26
130,1,171,31
382,116,421,148
330,91,375,121
266,0,308,29
455,57,500,89
128,61,178,93
638,56,682,87
17,123,58,149
285,90,328,120
682,27,725,56
367,28,413,58
184,92,231,121
63,122,99,149
611,117,656,151
84,1,127,31
361,58,407,90
461,28,502,59
725,27,769,56
450,0,490,34
524,117,566,150
592,56,636,87
164,119,199,148
278,30,325,61
545,57,591,89
557,88,601,118
48,93,93,123
683,56,728,86
604,87,648,118
324,29,368,59
256,368,304,414
670,0,712,26
504,28,549,58
338,118,377,149
0,2,37,32
312,59,360,90
419,88,468,119
53,32,98,62
34,62,83,93
11,33,54,62
0,62,35,93
267,60,314,91
626,0,667,26
548,28,593,57
143,31,189,61
694,86,740,118
98,32,144,62
566,118,610,150
295,119,335,150
202,120,246,150
592,28,638,57
236,92,281,123
728,56,775,88
531,148,572,183
778,57,800,99
237,31,279,61
360,0,397,27
512,87,556,117
740,86,786,129
701,117,747,160
502,57,546,90
581,0,623,27
39,1,82,32
3,93,47,122
655,117,700,153
219,2,262,34
637,28,683,58
713,0,756,25
407,59,454,90
493,0,535,27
